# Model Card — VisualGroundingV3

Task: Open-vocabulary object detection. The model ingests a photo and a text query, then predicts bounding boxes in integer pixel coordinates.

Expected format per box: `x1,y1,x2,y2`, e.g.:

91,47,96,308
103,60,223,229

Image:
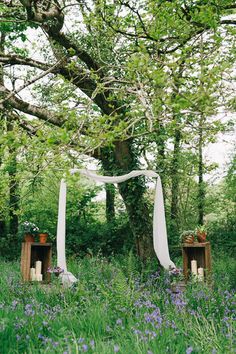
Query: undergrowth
0,252,235,353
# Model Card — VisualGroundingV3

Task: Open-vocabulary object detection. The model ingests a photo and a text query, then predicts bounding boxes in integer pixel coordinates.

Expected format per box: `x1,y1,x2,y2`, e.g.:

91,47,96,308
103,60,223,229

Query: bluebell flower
114,344,120,352
186,346,193,354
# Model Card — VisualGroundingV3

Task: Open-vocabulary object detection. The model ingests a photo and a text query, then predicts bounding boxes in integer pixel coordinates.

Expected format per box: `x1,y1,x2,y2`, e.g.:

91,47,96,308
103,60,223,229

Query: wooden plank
31,243,52,247
182,247,189,280
183,242,210,248
26,242,31,281
20,243,26,281
204,243,212,283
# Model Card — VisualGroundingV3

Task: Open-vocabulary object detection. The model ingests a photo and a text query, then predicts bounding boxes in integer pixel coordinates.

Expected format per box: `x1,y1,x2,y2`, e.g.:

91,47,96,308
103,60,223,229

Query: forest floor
0,252,235,354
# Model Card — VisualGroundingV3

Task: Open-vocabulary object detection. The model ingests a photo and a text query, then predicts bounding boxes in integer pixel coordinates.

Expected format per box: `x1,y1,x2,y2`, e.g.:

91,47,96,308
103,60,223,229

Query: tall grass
0,252,235,353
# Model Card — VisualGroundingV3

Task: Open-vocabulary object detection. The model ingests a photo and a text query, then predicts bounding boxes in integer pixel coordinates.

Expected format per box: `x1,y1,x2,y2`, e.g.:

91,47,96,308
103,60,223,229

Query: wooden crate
182,242,212,282
20,243,52,282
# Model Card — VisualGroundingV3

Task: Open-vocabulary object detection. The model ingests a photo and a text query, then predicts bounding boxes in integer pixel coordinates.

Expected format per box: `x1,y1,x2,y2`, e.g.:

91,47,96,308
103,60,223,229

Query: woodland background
0,0,235,261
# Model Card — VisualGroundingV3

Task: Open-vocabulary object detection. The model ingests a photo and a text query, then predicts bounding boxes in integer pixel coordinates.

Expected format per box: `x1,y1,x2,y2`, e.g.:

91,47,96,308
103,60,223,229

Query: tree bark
170,127,181,234
105,184,115,223
198,119,205,225
113,141,155,261
7,122,19,236
0,148,6,236
0,32,6,236
156,124,166,199
101,150,116,223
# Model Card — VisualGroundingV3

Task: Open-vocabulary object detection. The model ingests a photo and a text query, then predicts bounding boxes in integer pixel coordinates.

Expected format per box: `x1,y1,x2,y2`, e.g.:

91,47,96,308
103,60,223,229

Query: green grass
0,253,235,354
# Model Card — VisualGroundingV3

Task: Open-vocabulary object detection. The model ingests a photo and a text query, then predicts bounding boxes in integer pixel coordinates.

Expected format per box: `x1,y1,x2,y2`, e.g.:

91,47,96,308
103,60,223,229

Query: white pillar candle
30,268,36,281
191,260,198,275
198,267,204,281
35,274,43,281
35,261,42,275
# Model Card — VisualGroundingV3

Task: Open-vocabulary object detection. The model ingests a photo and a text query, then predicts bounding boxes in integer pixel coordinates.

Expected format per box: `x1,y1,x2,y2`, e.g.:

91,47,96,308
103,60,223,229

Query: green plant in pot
195,225,207,243
180,230,195,244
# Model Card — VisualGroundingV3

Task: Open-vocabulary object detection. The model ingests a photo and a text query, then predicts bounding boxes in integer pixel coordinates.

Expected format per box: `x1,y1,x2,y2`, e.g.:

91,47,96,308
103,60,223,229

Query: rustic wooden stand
182,242,212,283
20,242,52,282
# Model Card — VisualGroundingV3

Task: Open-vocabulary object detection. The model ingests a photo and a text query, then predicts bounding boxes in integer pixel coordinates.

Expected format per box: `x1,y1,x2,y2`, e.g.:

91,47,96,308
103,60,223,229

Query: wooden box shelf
182,242,212,282
20,243,52,282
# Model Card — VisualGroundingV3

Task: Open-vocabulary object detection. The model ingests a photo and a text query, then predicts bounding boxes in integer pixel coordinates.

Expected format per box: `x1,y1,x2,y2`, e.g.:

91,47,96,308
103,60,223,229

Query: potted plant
180,230,195,244
21,221,39,242
195,225,207,243
38,232,49,244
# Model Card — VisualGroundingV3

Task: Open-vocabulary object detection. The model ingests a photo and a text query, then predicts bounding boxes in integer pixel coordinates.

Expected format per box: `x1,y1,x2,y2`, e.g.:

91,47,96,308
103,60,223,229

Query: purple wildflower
11,300,18,310
114,344,120,352
186,347,193,354
82,344,88,352
24,304,35,316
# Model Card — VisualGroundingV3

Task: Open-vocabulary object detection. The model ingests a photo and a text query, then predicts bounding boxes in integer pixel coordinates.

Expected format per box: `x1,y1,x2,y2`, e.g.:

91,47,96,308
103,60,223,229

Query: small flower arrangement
47,266,64,277
169,267,185,291
169,266,183,278
20,221,39,235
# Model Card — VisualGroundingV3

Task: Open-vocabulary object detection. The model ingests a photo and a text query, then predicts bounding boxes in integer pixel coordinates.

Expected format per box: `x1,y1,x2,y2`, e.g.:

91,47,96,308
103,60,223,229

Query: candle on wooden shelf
198,267,204,281
35,261,42,275
191,260,198,275
35,274,43,281
30,268,36,281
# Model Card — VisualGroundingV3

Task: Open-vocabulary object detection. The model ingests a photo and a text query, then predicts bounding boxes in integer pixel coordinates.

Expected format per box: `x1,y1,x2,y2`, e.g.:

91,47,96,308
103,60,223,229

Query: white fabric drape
56,169,175,285
56,179,77,285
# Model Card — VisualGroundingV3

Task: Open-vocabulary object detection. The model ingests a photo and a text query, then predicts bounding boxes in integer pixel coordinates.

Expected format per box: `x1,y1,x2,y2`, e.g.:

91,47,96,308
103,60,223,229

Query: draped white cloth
56,169,175,285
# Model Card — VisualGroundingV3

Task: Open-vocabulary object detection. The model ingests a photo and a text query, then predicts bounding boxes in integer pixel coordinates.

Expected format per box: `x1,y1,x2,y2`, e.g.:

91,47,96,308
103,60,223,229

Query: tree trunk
105,184,115,223
0,156,6,236
170,127,181,234
101,150,116,223
112,140,155,261
7,122,19,236
0,33,8,236
156,124,166,199
198,119,204,225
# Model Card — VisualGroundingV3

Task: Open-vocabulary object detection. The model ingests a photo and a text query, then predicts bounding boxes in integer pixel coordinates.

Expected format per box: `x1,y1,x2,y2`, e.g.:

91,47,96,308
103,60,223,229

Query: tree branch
0,84,64,126
220,20,236,26
0,54,50,71
0,58,64,105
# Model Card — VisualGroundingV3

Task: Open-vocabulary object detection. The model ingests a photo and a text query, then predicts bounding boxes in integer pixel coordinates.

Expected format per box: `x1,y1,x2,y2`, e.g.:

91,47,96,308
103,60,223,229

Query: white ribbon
56,169,175,284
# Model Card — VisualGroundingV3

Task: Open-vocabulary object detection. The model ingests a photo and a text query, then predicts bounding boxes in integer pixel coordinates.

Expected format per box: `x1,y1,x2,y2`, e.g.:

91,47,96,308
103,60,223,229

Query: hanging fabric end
60,272,78,287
